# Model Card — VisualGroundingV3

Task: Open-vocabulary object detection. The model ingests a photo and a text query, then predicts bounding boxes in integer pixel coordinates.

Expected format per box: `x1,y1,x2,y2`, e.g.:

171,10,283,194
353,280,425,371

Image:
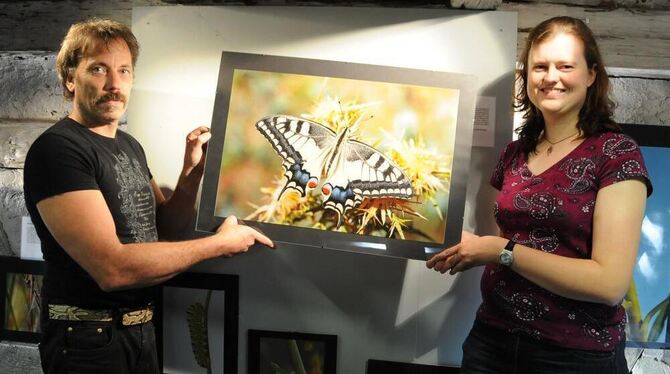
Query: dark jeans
39,318,159,374
461,321,629,374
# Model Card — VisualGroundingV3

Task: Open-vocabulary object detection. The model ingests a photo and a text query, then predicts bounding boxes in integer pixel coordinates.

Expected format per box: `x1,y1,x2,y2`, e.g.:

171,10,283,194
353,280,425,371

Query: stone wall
1,0,669,69
0,51,67,257
0,341,42,374
611,73,670,125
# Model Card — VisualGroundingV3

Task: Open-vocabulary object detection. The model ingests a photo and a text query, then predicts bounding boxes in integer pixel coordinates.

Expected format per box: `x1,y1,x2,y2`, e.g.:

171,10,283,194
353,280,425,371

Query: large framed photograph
621,124,670,349
0,256,45,343
247,329,337,374
159,272,239,373
196,51,477,260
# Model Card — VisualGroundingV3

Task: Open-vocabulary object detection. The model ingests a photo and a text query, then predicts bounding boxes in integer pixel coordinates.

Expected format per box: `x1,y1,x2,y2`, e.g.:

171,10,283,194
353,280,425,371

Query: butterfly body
256,115,413,224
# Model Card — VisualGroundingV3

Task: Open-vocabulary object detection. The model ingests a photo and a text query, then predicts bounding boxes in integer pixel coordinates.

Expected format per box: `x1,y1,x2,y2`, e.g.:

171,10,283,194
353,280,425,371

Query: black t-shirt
23,117,158,309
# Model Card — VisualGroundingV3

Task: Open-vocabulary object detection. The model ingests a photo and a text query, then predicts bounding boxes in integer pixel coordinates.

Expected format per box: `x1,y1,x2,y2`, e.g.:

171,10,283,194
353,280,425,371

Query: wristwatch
499,240,516,266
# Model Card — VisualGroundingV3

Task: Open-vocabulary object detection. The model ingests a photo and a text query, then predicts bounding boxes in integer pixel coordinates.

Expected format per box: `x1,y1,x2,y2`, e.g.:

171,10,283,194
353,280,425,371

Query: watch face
500,250,513,266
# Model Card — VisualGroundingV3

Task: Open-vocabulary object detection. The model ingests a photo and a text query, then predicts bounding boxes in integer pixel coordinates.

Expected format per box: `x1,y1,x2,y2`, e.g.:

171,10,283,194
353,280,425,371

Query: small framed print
366,359,460,373
248,329,337,374
158,272,239,373
0,256,45,343
620,124,670,349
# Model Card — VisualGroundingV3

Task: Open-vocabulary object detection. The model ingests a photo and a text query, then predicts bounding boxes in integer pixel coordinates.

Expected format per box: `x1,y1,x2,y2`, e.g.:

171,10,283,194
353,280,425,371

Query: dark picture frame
248,329,337,374
620,123,670,349
157,272,239,373
367,359,460,374
0,255,45,343
196,51,477,260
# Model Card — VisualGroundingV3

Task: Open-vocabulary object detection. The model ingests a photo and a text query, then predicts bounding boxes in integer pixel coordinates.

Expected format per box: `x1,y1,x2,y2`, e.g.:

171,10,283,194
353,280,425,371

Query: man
23,18,274,374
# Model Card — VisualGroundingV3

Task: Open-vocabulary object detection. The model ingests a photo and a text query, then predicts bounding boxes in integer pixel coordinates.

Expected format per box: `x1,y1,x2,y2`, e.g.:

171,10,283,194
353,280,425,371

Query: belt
48,304,154,326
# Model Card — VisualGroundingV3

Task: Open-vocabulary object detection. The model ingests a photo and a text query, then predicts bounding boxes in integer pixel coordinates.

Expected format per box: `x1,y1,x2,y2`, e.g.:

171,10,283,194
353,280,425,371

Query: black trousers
460,321,629,374
39,318,159,374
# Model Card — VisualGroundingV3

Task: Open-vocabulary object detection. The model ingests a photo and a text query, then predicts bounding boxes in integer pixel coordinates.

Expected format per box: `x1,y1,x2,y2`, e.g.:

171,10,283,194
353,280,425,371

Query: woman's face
526,32,596,123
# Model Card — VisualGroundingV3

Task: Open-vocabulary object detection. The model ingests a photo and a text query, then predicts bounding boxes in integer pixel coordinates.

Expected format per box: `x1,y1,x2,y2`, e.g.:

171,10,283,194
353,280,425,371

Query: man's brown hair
56,18,139,100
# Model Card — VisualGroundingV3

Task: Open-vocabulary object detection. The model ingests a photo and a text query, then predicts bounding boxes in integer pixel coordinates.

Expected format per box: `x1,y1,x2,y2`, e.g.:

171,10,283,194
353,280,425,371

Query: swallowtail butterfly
255,115,413,224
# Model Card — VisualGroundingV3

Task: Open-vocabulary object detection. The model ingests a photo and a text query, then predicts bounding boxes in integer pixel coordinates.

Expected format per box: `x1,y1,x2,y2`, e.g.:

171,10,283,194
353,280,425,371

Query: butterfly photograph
197,52,476,259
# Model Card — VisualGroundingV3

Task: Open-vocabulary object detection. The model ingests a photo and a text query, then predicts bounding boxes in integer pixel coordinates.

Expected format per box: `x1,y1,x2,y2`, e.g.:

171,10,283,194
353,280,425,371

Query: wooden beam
500,2,670,69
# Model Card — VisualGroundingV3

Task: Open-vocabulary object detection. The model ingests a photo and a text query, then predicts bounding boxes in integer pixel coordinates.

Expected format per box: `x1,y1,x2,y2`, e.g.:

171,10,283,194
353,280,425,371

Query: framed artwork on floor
0,256,45,343
620,123,670,349
158,272,239,373
247,329,337,374
367,359,460,374
196,51,477,260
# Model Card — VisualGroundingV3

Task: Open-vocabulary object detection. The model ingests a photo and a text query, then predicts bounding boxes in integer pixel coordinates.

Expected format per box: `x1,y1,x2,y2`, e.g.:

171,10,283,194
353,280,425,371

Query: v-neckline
524,136,591,177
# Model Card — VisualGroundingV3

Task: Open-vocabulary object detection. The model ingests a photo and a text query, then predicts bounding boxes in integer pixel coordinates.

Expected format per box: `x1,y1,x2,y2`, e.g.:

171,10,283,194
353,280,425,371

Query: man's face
66,37,133,126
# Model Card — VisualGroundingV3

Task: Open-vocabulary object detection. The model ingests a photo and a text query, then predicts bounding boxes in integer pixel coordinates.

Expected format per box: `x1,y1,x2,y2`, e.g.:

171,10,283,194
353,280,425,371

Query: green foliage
643,294,669,343
625,281,670,344
5,274,42,332
623,281,643,341
186,290,212,373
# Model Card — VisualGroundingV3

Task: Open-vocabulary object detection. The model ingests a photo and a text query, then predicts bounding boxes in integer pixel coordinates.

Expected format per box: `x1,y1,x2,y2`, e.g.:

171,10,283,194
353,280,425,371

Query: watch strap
504,239,516,252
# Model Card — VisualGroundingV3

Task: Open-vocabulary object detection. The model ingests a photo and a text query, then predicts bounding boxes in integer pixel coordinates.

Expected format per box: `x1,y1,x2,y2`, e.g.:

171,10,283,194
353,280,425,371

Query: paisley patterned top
479,131,652,351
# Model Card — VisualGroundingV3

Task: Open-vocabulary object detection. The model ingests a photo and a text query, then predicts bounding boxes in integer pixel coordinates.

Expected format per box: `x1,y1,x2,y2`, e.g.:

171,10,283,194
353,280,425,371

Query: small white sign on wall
20,216,42,260
472,96,496,148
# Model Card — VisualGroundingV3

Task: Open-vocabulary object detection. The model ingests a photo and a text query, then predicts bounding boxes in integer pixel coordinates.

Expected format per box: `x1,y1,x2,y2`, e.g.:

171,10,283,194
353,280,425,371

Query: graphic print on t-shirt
113,151,158,243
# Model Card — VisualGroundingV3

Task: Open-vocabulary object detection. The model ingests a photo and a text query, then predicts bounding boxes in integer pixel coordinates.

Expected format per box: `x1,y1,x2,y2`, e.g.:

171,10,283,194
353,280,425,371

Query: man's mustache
96,92,126,105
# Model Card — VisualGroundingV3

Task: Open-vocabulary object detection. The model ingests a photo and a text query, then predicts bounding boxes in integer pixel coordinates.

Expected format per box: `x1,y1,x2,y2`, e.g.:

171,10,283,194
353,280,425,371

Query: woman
426,16,651,373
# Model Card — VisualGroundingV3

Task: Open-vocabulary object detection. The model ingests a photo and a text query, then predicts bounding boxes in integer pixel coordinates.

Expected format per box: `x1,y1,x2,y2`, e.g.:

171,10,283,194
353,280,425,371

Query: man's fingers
242,223,274,249
197,132,212,144
187,126,210,141
223,215,238,226
254,231,275,249
234,219,275,249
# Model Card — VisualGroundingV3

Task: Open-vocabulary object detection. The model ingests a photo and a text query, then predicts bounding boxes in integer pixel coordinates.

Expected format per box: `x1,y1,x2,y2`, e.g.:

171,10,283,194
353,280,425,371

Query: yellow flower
248,95,450,241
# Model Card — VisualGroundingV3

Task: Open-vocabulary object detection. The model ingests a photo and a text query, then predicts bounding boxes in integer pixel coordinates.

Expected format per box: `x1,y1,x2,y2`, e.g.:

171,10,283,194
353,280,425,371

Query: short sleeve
490,141,520,191
597,133,653,196
24,133,99,204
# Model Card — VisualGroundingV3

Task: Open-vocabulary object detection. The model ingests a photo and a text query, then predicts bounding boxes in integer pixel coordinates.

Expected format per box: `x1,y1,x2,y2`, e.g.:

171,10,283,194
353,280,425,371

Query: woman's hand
426,232,505,274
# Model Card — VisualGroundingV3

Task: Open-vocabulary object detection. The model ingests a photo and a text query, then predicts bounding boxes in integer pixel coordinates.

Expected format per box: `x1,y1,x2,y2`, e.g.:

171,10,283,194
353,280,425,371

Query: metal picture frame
196,51,477,260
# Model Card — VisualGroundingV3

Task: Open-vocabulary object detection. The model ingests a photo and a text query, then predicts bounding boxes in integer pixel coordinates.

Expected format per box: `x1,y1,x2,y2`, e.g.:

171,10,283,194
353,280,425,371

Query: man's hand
155,126,211,237
213,215,275,257
183,126,211,178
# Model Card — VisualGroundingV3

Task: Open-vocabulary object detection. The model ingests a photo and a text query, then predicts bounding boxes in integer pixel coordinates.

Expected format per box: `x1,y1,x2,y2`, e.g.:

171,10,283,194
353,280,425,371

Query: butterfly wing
256,115,414,227
255,115,335,197
322,139,413,223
